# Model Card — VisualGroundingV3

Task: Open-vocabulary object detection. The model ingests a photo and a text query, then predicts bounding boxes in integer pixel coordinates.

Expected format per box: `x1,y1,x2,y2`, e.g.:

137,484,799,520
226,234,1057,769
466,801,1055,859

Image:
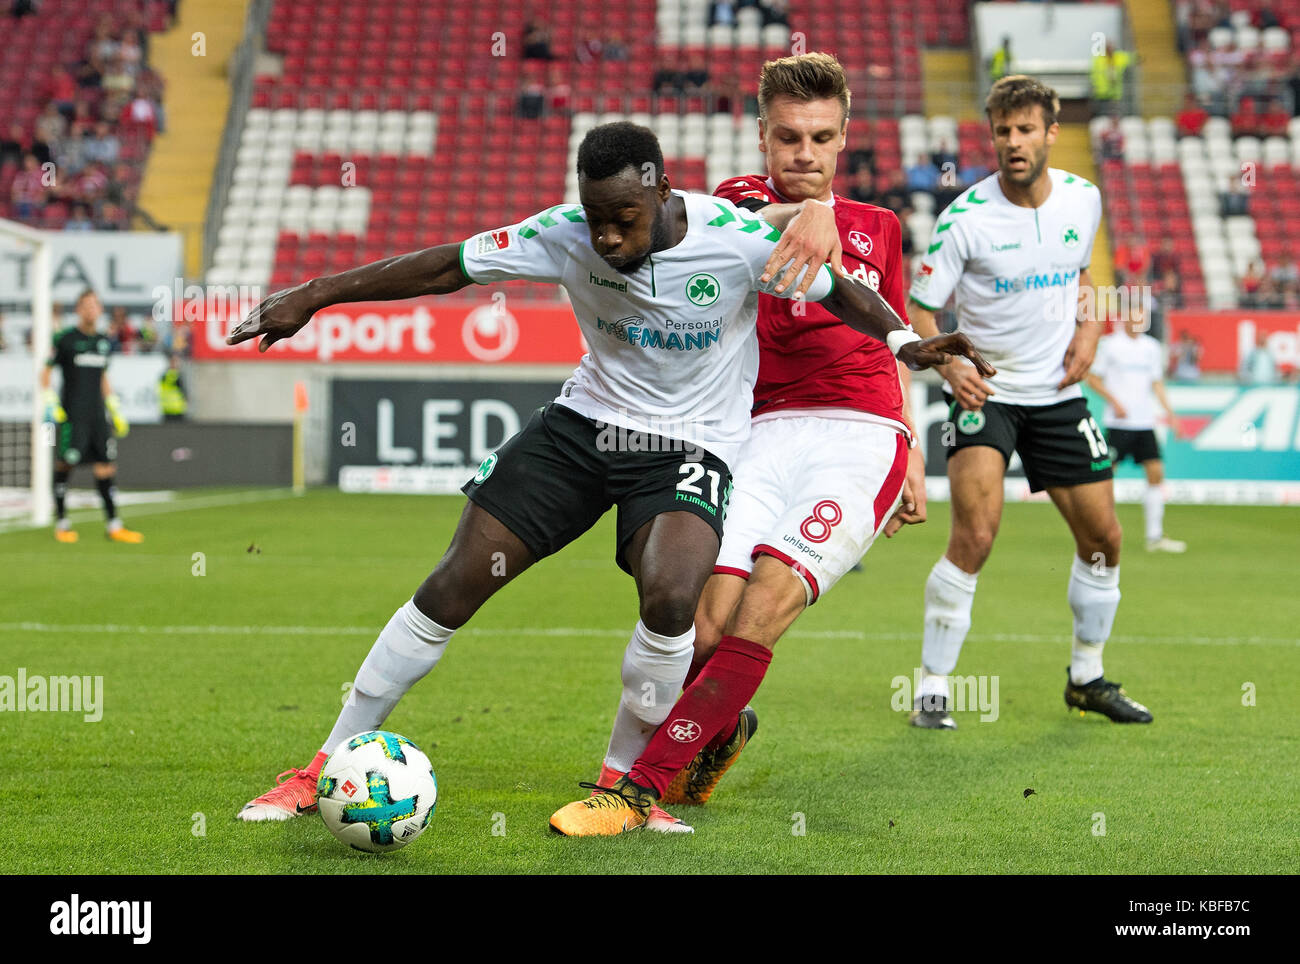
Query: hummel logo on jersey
848,230,873,257
588,272,628,292
686,273,720,307
667,719,702,742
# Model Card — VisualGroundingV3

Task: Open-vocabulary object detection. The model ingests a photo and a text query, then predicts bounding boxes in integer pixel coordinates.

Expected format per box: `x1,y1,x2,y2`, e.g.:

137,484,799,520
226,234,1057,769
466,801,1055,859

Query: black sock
95,475,117,522
54,469,69,521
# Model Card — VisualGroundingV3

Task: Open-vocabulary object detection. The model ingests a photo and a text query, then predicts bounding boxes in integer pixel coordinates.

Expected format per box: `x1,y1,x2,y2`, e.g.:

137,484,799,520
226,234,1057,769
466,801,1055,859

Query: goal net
0,218,54,527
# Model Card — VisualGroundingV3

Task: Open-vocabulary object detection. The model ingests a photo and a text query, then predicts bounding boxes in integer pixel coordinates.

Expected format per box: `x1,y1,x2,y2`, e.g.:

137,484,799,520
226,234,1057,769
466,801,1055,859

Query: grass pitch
2,488,1296,874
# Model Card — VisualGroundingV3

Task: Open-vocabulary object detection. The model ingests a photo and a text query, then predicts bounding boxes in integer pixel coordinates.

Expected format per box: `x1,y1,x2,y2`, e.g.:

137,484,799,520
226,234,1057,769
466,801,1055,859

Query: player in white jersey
907,76,1153,727
226,121,985,822
1087,312,1186,552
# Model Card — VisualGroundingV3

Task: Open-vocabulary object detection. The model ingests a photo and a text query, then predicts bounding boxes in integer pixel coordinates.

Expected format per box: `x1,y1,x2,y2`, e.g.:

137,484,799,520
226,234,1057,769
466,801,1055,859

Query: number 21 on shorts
677,462,722,505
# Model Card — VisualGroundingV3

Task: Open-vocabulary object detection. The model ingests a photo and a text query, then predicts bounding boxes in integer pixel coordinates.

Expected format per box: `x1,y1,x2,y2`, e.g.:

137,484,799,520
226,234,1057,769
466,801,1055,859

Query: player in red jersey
553,52,938,835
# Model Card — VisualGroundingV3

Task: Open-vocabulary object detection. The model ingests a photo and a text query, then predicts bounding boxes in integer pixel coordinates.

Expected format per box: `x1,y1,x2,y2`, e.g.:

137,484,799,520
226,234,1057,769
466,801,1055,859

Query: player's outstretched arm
226,243,471,353
820,273,996,376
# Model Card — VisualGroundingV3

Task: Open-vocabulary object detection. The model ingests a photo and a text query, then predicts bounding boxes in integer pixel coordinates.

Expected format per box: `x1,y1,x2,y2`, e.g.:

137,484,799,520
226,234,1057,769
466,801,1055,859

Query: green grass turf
1,488,1296,874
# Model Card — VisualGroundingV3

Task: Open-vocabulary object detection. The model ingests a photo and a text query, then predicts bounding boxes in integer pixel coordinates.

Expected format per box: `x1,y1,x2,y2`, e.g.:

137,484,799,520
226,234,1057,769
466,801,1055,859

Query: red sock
628,635,771,796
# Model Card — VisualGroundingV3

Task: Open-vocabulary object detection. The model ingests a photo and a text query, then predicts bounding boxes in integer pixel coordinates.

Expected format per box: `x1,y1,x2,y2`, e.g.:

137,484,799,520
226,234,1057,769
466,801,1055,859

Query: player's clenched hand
898,332,996,382
884,446,927,538
761,200,842,298
226,282,318,353
1058,325,1100,389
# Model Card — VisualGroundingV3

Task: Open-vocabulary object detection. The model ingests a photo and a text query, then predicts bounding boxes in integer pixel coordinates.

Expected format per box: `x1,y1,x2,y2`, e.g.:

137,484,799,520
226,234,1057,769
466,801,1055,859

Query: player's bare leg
583,511,720,833
93,462,142,543
1141,458,1184,552
914,445,1004,729
1048,481,1151,722
238,502,536,820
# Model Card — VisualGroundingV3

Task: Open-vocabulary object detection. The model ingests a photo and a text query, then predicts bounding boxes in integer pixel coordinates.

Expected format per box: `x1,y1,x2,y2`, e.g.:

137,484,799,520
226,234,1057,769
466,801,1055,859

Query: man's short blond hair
985,75,1060,129
757,52,850,127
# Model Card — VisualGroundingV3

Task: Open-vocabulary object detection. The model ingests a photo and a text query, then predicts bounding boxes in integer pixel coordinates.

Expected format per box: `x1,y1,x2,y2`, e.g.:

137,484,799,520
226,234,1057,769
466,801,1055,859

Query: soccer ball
316,730,438,853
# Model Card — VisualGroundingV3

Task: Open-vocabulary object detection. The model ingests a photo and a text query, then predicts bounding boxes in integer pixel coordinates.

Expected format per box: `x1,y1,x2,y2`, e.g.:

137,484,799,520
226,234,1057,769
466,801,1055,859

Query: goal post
0,218,54,527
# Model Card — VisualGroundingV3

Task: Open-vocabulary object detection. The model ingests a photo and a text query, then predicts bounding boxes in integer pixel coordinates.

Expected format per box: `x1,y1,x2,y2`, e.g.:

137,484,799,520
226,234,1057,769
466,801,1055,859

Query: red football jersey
714,174,909,422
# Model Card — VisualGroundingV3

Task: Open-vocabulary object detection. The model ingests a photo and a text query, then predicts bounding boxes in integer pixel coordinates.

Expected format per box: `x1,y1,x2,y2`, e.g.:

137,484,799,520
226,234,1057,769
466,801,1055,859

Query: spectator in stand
120,93,158,142
0,123,25,167
930,137,958,173
905,153,940,195
1115,235,1152,286
761,0,789,27
47,68,78,120
681,53,710,94
546,63,571,115
1259,275,1286,308
848,165,875,205
1155,266,1183,313
97,201,127,229
1239,331,1278,383
576,33,603,65
89,14,119,62
1151,237,1179,279
653,66,680,96
65,202,94,231
1099,115,1125,160
117,31,143,78
1220,174,1250,217
1239,259,1266,306
1169,329,1203,380
1259,99,1291,138
522,23,554,60
876,168,912,216
603,33,628,61
1269,258,1298,304
1255,1,1281,29
34,103,67,154
1231,97,1261,137
84,121,120,166
708,1,736,26
1176,92,1208,137
10,153,48,221
11,0,42,18
847,146,874,176
107,306,136,353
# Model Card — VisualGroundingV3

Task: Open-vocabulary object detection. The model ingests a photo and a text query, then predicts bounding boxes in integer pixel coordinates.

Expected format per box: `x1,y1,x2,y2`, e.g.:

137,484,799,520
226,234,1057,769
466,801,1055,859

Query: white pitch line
0,488,301,534
0,622,1295,647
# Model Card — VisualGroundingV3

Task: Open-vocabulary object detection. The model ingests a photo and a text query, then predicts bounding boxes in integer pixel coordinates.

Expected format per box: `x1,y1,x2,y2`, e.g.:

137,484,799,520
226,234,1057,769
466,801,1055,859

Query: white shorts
715,414,909,604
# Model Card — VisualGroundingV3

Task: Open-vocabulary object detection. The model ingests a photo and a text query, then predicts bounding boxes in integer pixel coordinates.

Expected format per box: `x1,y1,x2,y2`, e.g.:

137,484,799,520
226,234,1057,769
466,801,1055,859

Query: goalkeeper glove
42,389,66,424
105,394,129,438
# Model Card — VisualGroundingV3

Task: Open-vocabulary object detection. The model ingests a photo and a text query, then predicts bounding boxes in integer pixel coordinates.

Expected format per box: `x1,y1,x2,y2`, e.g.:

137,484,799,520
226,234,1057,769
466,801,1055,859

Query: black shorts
945,395,1113,492
56,416,115,466
1106,427,1161,465
462,402,732,574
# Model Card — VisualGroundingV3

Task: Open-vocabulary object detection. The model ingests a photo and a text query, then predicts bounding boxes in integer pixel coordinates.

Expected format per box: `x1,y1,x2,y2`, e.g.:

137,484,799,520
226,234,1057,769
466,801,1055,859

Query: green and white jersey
909,169,1103,405
460,191,834,465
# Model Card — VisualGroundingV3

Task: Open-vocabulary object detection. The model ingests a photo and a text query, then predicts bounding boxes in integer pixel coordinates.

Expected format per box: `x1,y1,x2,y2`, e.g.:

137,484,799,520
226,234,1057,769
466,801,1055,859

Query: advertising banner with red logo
188,298,587,364
1165,310,1300,373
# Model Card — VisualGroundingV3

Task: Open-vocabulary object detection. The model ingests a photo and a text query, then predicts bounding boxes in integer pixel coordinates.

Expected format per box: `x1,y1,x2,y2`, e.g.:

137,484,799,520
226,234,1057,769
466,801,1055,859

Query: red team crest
848,230,873,257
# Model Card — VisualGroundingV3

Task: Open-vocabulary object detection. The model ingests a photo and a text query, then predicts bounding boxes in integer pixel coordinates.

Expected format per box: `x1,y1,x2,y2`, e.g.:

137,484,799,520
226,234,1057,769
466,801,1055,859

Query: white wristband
886,328,922,356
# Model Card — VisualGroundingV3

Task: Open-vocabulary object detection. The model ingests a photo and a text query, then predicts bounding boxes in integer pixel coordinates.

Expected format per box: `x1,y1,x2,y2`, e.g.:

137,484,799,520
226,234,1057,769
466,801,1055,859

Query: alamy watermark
891,668,1000,722
0,668,103,722
594,409,704,461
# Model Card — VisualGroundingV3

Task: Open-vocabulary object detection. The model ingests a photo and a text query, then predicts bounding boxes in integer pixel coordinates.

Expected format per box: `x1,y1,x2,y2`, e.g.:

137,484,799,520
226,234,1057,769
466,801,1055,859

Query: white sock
323,599,454,753
1068,555,1120,685
1143,484,1164,543
921,556,978,686
602,620,695,773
